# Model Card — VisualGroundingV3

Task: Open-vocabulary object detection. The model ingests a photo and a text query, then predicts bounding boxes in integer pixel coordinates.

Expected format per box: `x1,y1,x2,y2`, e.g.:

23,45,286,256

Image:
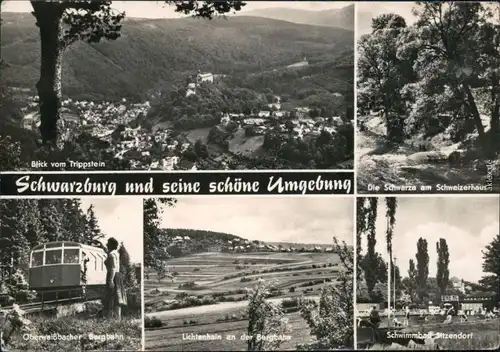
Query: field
227,128,265,156
185,128,212,144
145,251,342,350
183,126,266,157
358,315,500,350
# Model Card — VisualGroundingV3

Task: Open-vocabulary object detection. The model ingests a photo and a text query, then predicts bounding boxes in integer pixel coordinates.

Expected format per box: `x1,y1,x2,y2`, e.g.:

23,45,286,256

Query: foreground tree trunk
462,83,487,145
490,74,500,153
31,2,65,147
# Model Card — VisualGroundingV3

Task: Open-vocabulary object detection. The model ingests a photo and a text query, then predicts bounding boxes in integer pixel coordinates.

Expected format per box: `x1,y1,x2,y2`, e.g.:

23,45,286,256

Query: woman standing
94,237,127,319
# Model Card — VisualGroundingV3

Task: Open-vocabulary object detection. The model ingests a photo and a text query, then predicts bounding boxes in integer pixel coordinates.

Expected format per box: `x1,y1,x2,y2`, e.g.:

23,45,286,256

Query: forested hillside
0,199,104,269
1,12,353,102
241,4,354,30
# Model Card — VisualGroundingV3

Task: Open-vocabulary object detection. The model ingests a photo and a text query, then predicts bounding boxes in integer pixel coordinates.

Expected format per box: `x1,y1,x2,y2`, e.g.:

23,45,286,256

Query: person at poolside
403,306,410,326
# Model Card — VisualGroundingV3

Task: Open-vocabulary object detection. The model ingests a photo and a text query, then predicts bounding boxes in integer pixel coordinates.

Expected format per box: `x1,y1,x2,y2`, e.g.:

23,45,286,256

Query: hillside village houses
184,72,345,139
20,95,193,170
197,72,214,84
165,234,337,254
19,70,349,170
185,72,214,97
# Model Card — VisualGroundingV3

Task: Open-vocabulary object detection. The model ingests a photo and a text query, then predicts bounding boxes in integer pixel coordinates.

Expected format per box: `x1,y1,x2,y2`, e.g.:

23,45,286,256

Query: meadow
145,251,341,350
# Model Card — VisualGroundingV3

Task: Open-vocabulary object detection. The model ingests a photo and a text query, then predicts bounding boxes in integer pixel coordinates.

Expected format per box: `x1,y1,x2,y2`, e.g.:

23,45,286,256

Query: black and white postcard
356,196,500,350
0,198,143,351
144,196,354,351
1,1,354,171
356,2,499,193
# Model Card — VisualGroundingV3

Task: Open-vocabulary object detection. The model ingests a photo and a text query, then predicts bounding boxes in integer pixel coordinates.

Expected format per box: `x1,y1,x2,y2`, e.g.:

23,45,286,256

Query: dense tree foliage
415,237,430,302
150,82,268,129
299,238,354,349
357,14,414,141
358,2,500,154
262,124,354,169
119,243,138,288
0,199,113,289
356,197,399,303
2,12,351,103
436,238,450,296
479,233,500,300
405,259,418,302
246,281,290,351
0,87,34,171
143,198,176,268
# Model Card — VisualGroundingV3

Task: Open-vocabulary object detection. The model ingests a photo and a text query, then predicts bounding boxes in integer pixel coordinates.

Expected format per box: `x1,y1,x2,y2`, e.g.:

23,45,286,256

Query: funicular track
2,287,103,316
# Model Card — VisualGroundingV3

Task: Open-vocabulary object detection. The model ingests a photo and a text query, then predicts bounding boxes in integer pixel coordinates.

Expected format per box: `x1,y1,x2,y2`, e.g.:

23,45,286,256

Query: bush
178,281,197,290
145,316,163,328
175,292,188,300
123,285,142,316
246,281,290,351
225,121,239,132
245,125,257,137
299,238,354,349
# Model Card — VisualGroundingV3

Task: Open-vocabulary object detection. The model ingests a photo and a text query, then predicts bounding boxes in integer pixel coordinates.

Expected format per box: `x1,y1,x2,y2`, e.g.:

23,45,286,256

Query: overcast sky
159,197,353,245
80,198,143,264
359,197,499,283
2,1,350,18
357,1,417,38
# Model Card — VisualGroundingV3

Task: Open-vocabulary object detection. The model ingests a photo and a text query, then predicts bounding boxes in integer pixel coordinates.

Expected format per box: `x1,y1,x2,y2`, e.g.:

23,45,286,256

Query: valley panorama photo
143,196,355,351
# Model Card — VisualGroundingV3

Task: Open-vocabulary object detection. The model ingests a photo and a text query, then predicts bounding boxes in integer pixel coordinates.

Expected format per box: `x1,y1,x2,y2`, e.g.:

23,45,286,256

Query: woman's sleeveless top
105,250,120,272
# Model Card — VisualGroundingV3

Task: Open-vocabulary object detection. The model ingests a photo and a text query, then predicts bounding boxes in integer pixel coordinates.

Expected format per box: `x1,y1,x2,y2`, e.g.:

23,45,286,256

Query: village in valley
1,0,354,171
17,67,350,170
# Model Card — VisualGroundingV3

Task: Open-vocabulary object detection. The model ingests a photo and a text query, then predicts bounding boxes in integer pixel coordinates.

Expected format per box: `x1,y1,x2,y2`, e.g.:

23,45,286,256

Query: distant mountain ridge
1,12,353,101
239,5,354,31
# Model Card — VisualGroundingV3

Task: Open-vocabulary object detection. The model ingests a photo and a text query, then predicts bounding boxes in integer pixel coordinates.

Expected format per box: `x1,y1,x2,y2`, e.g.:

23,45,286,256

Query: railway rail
1,296,88,315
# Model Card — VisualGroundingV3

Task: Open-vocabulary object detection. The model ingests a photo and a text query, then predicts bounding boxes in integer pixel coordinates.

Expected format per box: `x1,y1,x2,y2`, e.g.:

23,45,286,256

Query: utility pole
387,251,392,328
10,256,13,281
394,256,397,311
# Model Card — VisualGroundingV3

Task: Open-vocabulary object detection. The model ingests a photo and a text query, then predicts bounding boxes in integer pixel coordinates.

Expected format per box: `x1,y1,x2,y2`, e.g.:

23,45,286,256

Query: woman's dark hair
107,237,119,251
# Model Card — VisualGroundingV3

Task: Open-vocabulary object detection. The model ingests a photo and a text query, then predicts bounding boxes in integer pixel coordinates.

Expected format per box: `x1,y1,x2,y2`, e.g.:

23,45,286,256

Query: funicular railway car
29,241,107,304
